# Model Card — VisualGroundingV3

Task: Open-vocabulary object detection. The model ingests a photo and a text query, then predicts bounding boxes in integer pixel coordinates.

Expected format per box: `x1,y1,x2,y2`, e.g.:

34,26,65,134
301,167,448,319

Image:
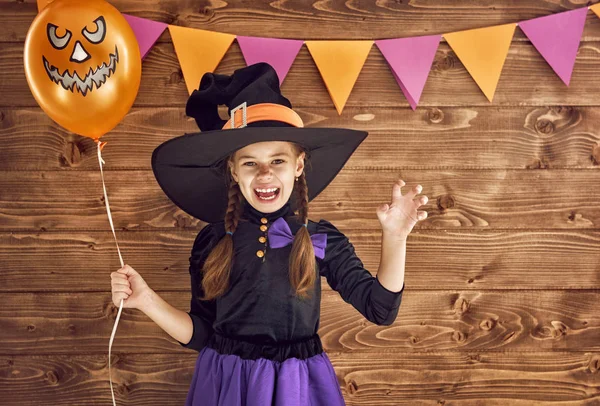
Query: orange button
259,236,266,243
260,217,268,224
256,250,264,258
260,225,268,232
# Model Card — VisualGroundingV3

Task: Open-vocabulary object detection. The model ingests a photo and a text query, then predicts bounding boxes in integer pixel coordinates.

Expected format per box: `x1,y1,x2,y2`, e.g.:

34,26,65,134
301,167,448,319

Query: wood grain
2,229,600,292
1,290,599,355
1,352,598,405
2,0,600,404
1,106,599,170
1,169,599,231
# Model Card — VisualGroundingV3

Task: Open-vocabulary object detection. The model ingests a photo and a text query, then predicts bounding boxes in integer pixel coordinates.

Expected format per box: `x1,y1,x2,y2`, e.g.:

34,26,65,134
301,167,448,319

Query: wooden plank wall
1,0,600,404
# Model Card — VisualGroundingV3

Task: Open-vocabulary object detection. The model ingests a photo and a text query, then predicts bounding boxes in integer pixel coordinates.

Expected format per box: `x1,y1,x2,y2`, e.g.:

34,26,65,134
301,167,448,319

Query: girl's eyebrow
238,152,290,160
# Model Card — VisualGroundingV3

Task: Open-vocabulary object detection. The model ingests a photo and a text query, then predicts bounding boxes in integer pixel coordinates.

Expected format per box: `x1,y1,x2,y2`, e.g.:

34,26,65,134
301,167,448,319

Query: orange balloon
24,0,141,139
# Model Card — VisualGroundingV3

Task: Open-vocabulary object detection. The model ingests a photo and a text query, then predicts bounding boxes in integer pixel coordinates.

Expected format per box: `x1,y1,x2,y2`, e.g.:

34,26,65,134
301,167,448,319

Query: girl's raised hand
110,264,152,310
376,178,428,239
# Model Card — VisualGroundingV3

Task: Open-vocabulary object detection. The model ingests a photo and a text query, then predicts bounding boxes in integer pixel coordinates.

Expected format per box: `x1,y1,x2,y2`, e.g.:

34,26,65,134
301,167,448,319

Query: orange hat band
222,103,304,129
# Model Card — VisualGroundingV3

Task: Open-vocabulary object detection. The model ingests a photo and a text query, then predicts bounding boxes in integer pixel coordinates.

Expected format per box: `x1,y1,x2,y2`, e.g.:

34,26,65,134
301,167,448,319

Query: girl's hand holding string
376,178,428,240
110,264,153,310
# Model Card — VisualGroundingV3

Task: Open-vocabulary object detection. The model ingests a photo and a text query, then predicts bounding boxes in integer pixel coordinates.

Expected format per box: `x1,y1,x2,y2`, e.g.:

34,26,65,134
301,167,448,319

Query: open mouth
42,45,119,96
254,187,281,202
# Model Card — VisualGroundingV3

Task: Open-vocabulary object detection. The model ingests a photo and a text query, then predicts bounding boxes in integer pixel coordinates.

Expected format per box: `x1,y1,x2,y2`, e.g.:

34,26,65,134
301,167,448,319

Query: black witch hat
151,62,367,223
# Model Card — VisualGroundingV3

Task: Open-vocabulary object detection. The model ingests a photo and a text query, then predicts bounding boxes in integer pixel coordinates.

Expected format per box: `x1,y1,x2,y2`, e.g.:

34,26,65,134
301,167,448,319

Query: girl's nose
258,163,272,176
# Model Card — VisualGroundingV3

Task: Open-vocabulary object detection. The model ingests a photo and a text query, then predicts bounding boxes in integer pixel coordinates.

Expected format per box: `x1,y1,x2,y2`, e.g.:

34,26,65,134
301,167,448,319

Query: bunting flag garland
305,40,373,114
123,14,168,60
168,25,235,94
443,23,517,102
237,36,304,85
35,4,600,110
376,35,441,110
518,7,588,86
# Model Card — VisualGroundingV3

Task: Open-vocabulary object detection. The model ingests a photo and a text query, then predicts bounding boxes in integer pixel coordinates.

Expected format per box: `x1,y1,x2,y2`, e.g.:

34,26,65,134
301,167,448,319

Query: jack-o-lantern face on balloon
44,15,117,96
24,0,141,139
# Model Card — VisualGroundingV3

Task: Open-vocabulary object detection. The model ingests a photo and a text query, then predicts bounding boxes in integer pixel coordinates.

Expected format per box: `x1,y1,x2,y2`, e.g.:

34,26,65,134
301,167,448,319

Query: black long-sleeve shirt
178,200,405,351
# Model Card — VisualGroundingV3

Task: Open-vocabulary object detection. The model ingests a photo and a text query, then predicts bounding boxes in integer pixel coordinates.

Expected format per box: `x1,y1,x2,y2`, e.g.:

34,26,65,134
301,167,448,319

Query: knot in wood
452,330,467,342
437,194,455,210
428,108,444,123
169,69,184,85
588,355,600,374
117,383,130,396
591,143,600,166
550,320,568,337
534,119,554,135
479,318,496,331
435,52,456,71
454,297,470,315
45,370,59,385
346,379,359,395
60,141,83,167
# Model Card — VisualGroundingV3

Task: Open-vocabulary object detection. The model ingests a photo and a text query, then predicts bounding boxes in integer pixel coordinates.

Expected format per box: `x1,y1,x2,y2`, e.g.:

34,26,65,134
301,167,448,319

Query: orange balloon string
95,139,125,406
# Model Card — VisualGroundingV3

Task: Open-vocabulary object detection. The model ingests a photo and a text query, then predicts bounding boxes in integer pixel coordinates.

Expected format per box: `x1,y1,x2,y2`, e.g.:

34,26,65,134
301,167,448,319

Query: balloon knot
95,139,108,152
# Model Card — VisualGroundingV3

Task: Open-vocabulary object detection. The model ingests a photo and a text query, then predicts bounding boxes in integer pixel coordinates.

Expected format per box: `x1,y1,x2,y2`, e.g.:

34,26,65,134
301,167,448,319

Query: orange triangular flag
591,4,600,19
443,23,516,102
305,41,373,114
168,26,235,95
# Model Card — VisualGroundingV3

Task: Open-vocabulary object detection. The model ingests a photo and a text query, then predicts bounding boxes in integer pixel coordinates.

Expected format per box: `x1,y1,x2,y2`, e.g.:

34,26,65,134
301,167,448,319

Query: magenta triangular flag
376,35,441,110
123,14,168,60
237,36,304,85
518,7,588,86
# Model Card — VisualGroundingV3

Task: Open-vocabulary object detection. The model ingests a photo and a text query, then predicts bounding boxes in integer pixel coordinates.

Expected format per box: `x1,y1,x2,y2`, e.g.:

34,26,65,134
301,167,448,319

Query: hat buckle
230,101,248,129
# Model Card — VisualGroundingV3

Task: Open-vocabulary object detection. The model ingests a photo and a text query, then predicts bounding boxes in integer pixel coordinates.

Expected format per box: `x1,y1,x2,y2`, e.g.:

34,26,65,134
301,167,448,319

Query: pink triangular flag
237,36,304,85
123,14,168,60
518,7,588,86
376,35,441,110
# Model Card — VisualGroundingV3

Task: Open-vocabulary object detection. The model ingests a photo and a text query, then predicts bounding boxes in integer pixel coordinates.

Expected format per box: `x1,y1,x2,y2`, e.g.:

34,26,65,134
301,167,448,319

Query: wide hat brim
151,126,367,223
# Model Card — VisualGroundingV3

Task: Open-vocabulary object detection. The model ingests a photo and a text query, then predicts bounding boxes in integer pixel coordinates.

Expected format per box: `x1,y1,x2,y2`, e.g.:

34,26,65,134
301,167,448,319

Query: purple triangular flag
237,36,304,85
375,35,441,110
518,7,588,86
123,14,168,60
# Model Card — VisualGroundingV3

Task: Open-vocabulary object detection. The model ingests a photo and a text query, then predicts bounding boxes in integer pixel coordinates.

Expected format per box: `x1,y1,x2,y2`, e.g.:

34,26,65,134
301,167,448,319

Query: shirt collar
241,198,294,224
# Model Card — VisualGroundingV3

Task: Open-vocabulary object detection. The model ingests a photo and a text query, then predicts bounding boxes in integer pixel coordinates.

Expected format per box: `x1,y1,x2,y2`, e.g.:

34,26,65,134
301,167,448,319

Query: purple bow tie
268,217,327,259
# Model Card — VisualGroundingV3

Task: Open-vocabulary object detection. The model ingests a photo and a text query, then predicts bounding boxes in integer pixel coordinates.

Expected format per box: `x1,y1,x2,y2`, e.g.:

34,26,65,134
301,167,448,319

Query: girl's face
228,141,305,213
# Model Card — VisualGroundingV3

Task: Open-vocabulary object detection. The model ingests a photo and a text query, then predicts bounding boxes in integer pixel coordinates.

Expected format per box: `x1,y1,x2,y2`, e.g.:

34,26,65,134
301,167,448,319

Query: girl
110,62,428,405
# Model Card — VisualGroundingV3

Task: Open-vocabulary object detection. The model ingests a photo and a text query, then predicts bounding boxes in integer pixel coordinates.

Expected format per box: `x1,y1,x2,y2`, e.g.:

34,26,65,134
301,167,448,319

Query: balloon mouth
42,45,119,96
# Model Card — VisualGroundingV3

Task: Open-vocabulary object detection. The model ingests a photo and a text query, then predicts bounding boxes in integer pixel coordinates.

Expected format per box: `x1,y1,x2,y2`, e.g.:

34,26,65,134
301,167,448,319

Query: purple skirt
185,333,346,406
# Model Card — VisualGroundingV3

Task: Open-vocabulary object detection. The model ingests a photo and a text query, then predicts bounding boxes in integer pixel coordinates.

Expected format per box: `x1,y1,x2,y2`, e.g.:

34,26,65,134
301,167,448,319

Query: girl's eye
243,159,285,166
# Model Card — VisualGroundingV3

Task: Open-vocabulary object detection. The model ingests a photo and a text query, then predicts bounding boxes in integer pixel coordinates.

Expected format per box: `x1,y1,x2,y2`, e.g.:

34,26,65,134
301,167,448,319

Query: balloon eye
47,23,72,50
82,16,106,44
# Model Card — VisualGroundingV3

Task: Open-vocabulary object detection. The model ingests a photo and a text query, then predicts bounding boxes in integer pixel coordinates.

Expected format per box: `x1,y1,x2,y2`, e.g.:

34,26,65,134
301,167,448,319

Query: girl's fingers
112,279,130,287
111,272,128,281
118,264,137,276
112,282,131,292
405,184,423,200
114,285,133,294
113,286,133,295
391,180,403,202
414,195,428,206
